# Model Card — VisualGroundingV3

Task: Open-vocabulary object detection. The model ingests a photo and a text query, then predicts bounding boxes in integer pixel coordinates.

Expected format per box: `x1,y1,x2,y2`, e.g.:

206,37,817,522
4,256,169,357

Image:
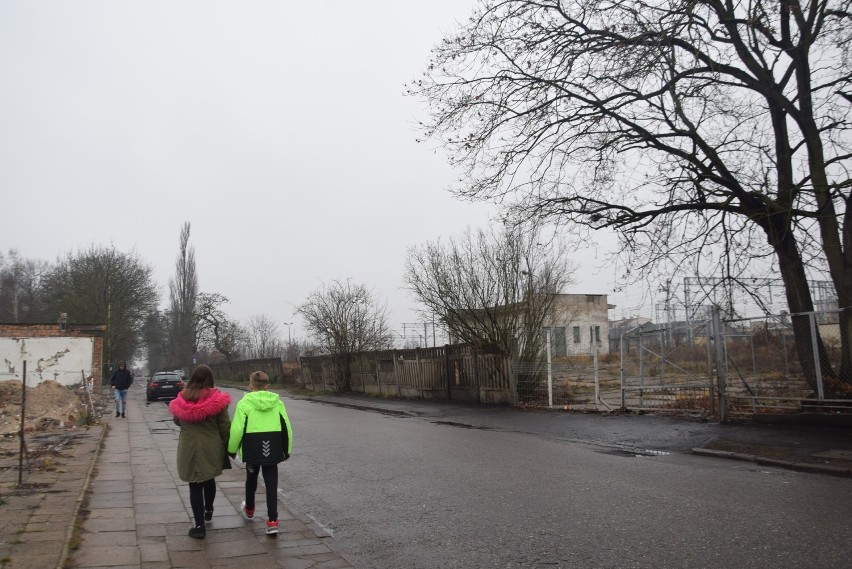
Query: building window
552,327,566,356
542,327,567,356
573,326,581,343
589,325,602,343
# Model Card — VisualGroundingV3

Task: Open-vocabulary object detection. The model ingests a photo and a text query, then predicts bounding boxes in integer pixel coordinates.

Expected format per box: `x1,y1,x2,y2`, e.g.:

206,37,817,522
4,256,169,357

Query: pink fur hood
169,388,231,423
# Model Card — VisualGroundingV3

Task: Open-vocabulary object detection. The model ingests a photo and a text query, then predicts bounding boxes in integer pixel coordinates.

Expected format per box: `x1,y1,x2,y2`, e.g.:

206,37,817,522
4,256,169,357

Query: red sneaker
265,519,279,535
240,501,254,519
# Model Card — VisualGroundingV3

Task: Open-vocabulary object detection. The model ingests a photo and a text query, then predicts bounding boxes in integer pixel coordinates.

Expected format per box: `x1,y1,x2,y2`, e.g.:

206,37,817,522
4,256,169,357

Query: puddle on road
596,448,672,458
431,420,494,431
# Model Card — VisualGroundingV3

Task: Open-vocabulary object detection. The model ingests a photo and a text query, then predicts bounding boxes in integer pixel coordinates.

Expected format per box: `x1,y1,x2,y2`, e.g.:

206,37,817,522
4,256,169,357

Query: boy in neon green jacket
228,371,293,535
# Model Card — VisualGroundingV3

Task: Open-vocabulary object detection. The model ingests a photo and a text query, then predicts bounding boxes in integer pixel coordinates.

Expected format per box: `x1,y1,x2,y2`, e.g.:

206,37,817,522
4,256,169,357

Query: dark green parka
169,388,232,483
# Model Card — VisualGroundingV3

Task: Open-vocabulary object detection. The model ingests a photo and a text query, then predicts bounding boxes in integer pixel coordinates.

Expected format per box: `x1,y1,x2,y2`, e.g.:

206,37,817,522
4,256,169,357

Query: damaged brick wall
0,323,105,394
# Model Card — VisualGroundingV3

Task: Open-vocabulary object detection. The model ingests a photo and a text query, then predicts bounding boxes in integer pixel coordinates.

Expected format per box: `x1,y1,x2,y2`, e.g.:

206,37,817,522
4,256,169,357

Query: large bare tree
297,280,394,390
168,222,198,368
411,0,852,393
404,224,575,362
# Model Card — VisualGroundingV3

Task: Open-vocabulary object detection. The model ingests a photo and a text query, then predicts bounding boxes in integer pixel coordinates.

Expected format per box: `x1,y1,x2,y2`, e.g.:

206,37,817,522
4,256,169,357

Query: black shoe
204,508,213,521
115,412,120,418
188,524,206,539
121,412,126,418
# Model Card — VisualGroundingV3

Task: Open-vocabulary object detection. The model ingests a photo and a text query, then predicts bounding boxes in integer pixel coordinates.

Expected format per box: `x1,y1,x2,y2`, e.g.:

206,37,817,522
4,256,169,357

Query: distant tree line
0,222,307,376
2,218,573,392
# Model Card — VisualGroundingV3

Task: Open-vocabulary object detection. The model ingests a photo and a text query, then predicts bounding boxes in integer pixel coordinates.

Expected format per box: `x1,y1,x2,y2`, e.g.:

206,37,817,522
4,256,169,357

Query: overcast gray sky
0,1,646,343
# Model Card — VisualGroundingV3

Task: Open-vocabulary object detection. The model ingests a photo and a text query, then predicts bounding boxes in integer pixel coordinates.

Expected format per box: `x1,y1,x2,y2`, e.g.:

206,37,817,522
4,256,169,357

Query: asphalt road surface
225,392,852,569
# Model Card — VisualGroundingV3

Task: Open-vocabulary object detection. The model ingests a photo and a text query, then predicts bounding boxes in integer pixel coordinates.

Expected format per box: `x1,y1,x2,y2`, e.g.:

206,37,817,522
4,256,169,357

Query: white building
542,294,616,356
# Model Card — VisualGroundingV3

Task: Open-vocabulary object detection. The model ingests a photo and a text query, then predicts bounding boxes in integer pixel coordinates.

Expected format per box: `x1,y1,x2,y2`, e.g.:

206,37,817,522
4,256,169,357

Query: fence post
415,348,422,398
705,321,715,415
712,306,728,422
619,332,626,409
546,329,553,409
445,346,452,401
509,338,518,405
638,329,644,409
374,352,381,396
594,346,600,409
472,346,480,404
808,312,825,400
392,350,401,397
18,360,27,486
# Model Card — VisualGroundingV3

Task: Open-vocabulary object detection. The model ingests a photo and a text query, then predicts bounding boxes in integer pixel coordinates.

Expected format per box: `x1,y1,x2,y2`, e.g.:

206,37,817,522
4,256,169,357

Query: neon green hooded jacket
228,390,293,464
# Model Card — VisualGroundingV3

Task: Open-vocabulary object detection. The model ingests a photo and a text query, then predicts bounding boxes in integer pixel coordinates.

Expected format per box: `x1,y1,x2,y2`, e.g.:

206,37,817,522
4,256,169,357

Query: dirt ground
0,380,94,436
0,379,98,488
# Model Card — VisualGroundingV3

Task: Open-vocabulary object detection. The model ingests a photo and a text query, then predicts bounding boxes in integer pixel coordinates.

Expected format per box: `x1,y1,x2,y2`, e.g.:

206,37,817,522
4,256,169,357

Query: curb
306,398,417,418
58,422,108,569
691,447,852,477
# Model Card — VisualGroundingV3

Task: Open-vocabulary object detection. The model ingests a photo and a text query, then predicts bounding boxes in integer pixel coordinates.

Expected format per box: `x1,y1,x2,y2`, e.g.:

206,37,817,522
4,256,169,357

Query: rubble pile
0,380,89,436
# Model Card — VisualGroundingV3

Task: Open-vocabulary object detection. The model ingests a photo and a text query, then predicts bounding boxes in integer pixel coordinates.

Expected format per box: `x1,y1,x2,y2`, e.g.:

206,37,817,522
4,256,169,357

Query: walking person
109,361,133,418
169,365,232,539
228,371,293,535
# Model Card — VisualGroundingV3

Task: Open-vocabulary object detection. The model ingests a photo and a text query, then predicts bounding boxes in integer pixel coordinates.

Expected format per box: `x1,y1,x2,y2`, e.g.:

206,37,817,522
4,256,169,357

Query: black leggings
188,479,216,526
245,463,278,521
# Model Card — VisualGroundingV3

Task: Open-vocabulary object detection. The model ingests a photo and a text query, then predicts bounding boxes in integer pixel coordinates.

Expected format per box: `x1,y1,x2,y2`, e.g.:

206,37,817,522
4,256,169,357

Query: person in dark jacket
169,365,232,539
109,361,133,418
228,371,292,535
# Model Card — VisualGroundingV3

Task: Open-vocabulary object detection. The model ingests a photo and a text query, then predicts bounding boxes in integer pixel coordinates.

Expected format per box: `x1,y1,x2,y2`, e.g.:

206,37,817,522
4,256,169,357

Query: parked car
146,372,185,402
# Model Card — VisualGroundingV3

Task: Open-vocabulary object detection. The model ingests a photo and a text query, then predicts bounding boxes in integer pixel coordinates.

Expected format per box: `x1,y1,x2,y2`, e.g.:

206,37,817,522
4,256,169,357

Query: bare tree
195,292,240,361
296,280,394,390
245,314,285,359
283,336,302,362
41,245,158,371
0,249,49,323
411,0,852,392
405,224,575,362
168,222,198,368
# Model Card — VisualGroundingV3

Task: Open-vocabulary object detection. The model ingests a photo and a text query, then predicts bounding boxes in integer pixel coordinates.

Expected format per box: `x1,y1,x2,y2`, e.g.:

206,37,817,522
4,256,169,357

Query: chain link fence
514,353,622,410
724,310,851,415
518,307,851,419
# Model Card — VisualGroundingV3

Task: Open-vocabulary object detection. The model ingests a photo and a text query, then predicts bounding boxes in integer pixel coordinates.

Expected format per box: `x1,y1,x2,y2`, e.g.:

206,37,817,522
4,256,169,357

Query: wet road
225,392,852,569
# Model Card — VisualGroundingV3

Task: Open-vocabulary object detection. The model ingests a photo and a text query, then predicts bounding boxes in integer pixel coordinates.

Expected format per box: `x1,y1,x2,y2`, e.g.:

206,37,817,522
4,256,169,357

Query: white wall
0,337,95,386
548,294,611,356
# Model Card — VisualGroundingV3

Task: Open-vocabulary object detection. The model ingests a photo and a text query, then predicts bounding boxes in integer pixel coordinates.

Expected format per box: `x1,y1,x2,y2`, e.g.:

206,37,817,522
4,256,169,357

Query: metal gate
619,317,715,414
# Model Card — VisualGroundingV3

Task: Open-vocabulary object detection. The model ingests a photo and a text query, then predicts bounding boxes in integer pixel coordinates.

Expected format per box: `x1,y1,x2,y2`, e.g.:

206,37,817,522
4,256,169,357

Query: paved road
244,393,852,569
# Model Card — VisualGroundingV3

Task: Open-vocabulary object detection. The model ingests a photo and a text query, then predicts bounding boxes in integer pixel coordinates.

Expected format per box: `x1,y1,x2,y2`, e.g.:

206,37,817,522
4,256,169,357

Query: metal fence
618,318,715,413
723,310,850,416
616,307,851,418
298,307,850,420
519,306,851,419
514,354,622,410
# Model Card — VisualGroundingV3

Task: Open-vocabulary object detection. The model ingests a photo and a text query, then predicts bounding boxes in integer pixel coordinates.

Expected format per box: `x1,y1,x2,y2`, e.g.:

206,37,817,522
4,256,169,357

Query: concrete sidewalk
69,391,358,569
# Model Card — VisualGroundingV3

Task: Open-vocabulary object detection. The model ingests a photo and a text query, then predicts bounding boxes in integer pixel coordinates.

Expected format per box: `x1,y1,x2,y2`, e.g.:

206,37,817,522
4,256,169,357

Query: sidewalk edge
691,447,852,477
57,422,108,569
